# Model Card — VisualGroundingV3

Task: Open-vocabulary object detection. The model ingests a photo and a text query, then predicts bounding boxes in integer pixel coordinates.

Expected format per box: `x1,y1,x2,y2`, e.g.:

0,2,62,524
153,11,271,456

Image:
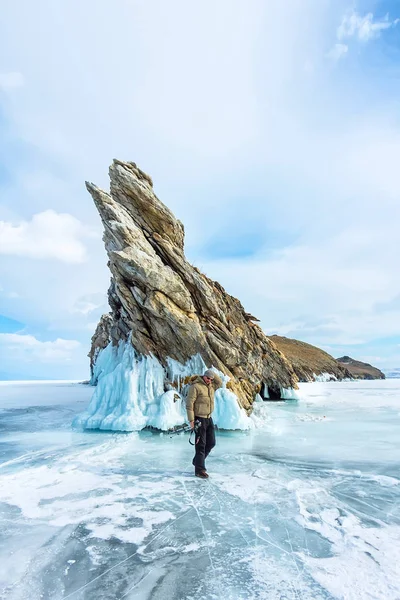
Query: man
186,368,222,479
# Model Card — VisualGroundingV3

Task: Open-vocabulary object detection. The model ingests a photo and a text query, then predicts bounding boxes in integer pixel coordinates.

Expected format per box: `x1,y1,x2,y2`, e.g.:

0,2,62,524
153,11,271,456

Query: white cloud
70,293,107,316
0,71,24,90
0,210,92,263
326,43,348,61
337,11,396,43
358,356,384,365
72,301,102,316
0,333,80,363
0,285,21,299
201,215,400,350
327,10,399,60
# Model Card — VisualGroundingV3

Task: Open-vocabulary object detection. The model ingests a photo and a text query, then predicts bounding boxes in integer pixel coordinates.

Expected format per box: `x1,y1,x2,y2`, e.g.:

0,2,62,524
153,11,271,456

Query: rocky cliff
268,335,352,382
87,160,298,410
336,356,385,380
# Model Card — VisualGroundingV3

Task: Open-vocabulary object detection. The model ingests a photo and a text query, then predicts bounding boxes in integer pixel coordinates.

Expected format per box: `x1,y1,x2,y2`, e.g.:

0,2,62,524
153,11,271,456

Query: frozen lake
0,380,399,600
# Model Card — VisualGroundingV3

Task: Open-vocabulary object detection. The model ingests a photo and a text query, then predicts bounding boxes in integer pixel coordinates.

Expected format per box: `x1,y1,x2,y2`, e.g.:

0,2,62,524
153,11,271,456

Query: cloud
0,72,24,90
0,210,93,263
358,355,384,365
0,285,20,299
374,294,400,313
337,11,397,43
70,292,108,316
326,43,348,61
327,10,399,60
0,333,80,363
1,0,400,374
200,216,400,353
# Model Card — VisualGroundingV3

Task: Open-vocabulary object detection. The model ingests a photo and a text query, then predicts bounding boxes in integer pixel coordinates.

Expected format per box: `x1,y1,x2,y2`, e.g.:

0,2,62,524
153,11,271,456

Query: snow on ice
1,380,400,600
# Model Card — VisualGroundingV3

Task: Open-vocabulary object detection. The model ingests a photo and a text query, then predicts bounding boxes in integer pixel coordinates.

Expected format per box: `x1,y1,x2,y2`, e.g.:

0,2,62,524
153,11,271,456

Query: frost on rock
74,341,253,432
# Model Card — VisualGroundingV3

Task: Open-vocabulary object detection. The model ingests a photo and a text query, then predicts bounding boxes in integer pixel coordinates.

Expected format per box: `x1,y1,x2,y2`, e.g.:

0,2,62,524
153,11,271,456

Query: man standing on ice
186,369,222,479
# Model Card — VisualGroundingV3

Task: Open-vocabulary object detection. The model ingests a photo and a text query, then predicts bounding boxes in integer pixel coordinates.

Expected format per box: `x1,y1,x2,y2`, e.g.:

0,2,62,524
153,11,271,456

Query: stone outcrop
336,356,385,380
88,314,113,383
268,335,352,382
87,160,299,409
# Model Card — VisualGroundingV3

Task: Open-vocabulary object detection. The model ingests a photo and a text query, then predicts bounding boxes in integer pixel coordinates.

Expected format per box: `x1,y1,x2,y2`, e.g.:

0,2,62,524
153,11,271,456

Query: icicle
280,387,301,400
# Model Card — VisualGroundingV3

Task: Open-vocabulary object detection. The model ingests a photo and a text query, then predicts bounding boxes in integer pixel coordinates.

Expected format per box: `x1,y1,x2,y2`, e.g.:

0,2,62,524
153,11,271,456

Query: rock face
87,160,298,409
268,335,352,382
88,313,113,380
336,356,385,380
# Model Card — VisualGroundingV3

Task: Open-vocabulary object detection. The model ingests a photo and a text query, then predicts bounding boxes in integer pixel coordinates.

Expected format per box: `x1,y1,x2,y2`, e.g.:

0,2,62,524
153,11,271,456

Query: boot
192,458,206,471
195,470,209,479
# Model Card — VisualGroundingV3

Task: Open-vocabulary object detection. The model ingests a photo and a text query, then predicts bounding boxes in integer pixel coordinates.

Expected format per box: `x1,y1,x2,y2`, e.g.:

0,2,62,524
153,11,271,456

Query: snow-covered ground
0,380,399,600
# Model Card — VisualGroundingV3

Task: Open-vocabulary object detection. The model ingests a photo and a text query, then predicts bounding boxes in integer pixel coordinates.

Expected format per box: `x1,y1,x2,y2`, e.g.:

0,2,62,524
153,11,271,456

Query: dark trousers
193,417,216,472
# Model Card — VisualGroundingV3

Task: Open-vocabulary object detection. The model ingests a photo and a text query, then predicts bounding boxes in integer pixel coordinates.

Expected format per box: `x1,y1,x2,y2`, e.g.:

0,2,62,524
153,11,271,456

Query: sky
1,0,400,379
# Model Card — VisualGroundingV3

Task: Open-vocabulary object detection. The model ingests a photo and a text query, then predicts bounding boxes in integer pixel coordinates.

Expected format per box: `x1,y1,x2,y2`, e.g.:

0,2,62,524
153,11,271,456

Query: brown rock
336,356,385,380
268,335,352,382
87,160,299,409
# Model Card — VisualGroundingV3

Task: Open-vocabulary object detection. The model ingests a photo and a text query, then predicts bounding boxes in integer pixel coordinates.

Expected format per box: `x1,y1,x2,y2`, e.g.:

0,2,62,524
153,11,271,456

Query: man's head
202,369,215,385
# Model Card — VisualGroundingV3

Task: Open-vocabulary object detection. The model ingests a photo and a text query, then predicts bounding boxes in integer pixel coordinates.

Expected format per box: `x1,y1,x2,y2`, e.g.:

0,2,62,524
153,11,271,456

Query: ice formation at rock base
74,341,300,432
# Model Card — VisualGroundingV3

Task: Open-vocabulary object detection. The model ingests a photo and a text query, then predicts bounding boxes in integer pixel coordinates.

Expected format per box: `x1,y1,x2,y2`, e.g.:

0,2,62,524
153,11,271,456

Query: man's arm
212,374,223,391
186,385,197,423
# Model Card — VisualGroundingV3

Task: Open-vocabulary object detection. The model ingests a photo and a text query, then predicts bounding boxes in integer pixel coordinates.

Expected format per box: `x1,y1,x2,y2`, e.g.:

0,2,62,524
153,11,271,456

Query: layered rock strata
88,160,298,410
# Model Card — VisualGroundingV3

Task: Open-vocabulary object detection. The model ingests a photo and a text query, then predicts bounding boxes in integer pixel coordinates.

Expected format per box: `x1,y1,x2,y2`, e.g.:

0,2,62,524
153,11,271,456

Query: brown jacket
186,374,223,422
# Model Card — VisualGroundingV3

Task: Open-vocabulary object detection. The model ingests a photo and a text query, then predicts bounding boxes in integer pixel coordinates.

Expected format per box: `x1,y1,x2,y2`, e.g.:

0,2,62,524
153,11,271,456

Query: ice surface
74,341,264,432
1,379,400,600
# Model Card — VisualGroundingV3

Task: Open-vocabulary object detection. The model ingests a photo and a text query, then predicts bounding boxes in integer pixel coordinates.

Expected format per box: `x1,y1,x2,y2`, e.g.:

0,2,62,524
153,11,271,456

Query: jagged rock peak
87,159,298,409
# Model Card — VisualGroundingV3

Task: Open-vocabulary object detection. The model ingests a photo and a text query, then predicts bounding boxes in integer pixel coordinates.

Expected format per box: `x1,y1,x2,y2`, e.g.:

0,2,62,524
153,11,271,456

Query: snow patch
314,372,337,382
296,414,330,422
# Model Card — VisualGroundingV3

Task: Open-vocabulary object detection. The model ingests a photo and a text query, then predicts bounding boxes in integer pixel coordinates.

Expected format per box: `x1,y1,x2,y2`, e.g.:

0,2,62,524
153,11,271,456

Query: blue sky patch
0,314,25,334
